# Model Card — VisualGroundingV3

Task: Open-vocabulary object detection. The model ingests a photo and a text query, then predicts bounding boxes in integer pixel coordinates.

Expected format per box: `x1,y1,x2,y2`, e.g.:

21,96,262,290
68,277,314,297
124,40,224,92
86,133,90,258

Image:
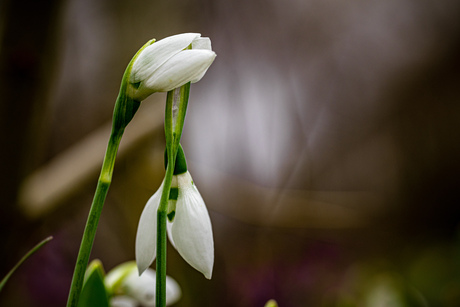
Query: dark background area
1,0,460,306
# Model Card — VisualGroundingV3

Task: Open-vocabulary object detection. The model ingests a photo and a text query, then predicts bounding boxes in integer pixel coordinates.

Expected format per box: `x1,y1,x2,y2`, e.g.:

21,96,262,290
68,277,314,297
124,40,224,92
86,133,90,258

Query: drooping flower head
136,145,214,279
129,33,216,101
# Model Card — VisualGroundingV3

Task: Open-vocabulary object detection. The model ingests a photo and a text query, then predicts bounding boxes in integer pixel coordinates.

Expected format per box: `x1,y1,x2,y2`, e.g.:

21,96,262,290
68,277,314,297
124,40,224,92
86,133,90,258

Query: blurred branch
19,100,164,219
18,93,383,230
195,165,384,229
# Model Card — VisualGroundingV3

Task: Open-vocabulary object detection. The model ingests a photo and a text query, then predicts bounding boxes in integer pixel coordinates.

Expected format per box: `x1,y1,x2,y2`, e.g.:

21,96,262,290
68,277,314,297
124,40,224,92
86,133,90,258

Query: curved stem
66,129,123,307
65,39,150,307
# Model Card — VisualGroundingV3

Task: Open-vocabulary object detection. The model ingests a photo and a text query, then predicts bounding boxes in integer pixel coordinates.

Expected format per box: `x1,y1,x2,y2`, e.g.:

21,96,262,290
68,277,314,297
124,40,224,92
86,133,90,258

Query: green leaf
0,236,53,292
77,260,109,307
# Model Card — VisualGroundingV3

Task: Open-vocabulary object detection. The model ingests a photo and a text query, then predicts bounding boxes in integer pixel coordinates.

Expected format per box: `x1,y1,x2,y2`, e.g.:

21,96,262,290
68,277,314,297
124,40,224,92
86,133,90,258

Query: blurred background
1,0,460,306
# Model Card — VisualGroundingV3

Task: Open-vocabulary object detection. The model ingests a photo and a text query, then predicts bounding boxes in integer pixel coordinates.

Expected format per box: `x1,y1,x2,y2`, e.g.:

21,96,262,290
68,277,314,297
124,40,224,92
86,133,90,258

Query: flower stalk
156,83,190,307
66,130,123,307
66,39,151,307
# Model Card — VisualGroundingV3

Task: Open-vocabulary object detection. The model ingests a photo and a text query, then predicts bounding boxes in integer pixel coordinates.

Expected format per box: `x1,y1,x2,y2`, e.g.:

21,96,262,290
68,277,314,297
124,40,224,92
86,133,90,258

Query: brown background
1,0,460,306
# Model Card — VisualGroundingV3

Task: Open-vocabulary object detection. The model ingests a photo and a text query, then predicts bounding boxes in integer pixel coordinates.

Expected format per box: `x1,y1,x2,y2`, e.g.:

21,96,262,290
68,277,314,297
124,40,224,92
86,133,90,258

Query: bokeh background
1,0,460,306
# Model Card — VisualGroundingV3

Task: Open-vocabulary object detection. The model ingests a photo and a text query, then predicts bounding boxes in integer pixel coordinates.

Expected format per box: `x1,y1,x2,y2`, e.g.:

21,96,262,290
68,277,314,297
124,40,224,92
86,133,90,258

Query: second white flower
136,171,214,279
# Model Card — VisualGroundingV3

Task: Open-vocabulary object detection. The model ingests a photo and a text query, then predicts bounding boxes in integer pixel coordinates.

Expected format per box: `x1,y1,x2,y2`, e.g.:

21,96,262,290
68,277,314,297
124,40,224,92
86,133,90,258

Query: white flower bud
105,262,181,307
120,268,181,307
129,33,216,101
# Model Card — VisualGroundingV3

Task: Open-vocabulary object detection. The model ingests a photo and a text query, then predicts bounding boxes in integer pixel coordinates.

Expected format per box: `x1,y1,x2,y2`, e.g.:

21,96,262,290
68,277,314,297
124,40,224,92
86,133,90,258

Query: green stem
155,163,173,307
65,38,149,307
66,129,123,307
155,90,175,307
155,82,190,307
0,236,53,292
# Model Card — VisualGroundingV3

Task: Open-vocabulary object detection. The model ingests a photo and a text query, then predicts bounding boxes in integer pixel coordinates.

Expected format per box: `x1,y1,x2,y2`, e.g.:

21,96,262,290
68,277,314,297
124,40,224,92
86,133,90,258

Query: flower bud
129,33,216,101
105,261,181,307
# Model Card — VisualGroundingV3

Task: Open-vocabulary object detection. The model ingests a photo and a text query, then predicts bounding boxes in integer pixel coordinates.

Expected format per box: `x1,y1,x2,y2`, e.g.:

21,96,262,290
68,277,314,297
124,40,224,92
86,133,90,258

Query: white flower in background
129,33,216,101
109,296,137,307
136,171,214,279
105,262,181,307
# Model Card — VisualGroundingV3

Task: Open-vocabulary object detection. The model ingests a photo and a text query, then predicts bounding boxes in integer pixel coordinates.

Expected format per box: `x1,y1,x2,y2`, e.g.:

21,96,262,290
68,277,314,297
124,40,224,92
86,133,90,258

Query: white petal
192,37,212,51
110,296,137,307
189,38,214,82
189,65,212,84
166,219,176,248
121,268,182,307
145,49,216,92
170,172,214,279
135,182,164,275
105,262,137,294
131,33,201,83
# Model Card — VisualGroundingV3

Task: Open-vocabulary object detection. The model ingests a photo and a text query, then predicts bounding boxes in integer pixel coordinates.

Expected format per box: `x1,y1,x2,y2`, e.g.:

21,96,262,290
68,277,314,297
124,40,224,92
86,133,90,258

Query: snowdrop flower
105,261,181,307
136,169,214,279
129,33,216,101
